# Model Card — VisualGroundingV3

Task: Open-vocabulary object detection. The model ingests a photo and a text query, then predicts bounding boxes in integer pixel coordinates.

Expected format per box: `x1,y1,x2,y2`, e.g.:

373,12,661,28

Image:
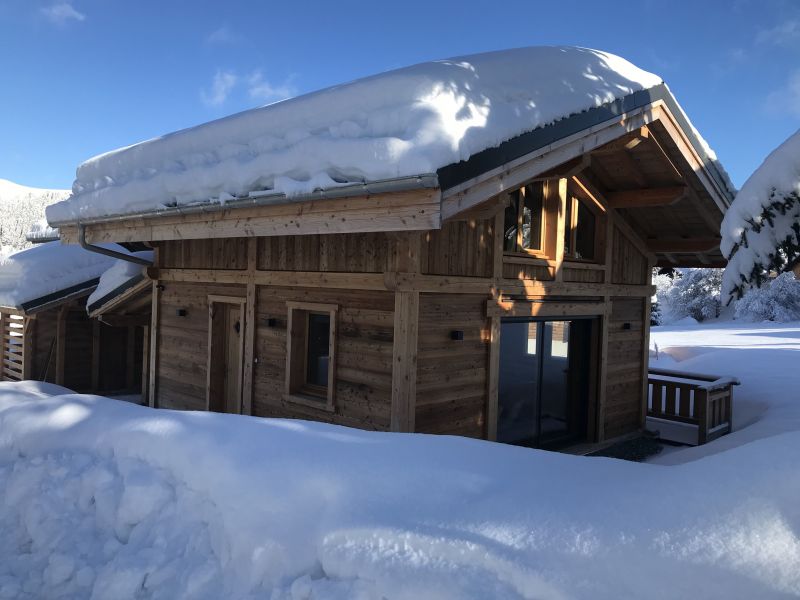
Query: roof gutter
79,224,153,266
52,174,439,229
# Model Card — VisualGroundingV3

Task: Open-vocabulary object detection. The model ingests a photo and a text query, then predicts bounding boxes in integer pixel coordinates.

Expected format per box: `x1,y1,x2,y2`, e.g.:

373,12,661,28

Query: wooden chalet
0,244,144,396
49,78,734,449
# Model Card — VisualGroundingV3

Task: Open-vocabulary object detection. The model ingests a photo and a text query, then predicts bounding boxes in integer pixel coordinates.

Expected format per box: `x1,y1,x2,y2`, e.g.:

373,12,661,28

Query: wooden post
141,326,150,402
485,209,505,441
390,290,419,432
553,178,568,282
22,316,33,380
241,237,257,415
148,281,160,408
55,306,67,386
90,320,100,392
696,388,709,445
0,312,6,382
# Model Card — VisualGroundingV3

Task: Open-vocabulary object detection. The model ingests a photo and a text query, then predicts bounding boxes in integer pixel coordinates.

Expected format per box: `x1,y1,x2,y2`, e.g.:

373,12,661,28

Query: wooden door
207,298,244,414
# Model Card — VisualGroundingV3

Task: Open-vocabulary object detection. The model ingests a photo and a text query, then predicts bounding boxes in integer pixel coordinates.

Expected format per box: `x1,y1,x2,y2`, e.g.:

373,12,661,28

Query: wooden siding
257,233,391,272
156,282,246,410
63,310,95,392
415,293,490,438
253,286,395,430
611,226,650,285
562,265,605,283
159,238,249,270
421,219,494,277
31,310,59,382
603,297,646,438
502,260,556,281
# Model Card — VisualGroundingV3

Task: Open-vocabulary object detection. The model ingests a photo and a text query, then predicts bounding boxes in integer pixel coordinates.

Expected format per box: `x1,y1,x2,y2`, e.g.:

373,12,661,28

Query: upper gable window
564,195,598,261
504,182,544,254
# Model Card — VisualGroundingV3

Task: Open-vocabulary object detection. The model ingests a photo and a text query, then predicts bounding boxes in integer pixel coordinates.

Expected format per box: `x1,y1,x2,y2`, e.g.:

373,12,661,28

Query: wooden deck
646,367,739,445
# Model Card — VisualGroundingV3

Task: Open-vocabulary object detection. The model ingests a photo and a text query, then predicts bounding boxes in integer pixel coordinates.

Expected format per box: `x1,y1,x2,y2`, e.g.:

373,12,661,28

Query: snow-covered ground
0,321,798,599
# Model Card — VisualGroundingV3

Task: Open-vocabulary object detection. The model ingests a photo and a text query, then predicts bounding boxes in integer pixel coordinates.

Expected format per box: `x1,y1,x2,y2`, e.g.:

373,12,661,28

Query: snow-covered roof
0,242,128,311
25,218,60,244
721,128,800,298
47,46,668,224
86,251,153,313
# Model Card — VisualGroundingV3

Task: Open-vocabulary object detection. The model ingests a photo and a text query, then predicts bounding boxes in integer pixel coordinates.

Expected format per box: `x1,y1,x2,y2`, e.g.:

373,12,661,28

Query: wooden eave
87,275,152,319
4,283,97,318
439,95,732,269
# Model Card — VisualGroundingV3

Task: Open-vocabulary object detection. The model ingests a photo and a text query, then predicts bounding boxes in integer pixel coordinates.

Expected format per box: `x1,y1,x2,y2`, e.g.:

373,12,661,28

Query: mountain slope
0,179,69,251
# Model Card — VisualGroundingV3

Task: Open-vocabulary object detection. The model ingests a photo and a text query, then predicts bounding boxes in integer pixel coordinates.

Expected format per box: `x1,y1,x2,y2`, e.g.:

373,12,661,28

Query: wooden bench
646,368,740,445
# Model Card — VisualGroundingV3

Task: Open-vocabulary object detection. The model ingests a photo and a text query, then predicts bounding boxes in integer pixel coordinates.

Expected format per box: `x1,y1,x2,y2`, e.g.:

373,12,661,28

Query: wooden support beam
390,291,419,433
553,178,568,282
141,326,150,402
125,325,136,390
22,317,33,380
90,320,100,392
147,281,160,408
98,314,150,327
606,186,687,208
55,305,67,386
647,237,721,253
241,237,258,416
591,127,650,155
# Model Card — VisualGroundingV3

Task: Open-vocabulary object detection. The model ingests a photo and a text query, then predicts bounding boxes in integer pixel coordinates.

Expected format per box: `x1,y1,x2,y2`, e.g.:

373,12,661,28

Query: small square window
285,302,337,410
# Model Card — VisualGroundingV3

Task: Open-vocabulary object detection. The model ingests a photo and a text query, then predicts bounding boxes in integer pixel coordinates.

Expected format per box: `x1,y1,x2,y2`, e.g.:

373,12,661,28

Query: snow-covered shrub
662,269,723,322
734,272,800,322
650,301,662,326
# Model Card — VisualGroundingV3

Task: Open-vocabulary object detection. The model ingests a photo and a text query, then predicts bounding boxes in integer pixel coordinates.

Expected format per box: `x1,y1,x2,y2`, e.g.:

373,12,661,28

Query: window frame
284,301,338,411
503,182,547,257
563,187,604,264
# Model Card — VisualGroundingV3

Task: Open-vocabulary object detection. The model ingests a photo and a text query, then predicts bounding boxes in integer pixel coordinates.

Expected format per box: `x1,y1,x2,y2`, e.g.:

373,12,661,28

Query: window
285,302,337,410
504,182,544,253
564,195,599,261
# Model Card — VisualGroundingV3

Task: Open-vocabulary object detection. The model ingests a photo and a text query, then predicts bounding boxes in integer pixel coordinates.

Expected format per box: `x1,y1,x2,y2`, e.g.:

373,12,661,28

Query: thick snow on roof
26,218,60,242
87,251,153,309
47,46,662,224
0,242,126,309
721,128,800,298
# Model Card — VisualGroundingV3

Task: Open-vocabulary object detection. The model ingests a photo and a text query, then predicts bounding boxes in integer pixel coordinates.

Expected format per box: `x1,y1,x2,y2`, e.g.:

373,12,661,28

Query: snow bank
47,47,662,224
0,242,128,309
721,128,800,298
1,375,800,598
87,251,153,309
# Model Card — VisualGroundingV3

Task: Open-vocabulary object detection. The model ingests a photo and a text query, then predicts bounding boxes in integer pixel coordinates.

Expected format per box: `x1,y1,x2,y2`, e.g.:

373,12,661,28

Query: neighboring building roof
86,252,153,315
26,219,60,244
48,46,699,225
0,242,128,313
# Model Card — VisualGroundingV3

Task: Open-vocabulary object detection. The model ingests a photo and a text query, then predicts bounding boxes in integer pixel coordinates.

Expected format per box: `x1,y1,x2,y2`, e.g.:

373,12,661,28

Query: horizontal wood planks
415,294,490,438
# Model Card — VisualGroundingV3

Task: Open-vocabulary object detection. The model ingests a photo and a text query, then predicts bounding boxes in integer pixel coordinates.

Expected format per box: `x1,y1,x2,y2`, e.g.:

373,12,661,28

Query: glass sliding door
497,317,595,449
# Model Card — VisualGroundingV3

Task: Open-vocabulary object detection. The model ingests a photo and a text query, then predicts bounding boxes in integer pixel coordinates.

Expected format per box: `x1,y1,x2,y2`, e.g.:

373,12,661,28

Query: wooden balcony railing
646,368,740,445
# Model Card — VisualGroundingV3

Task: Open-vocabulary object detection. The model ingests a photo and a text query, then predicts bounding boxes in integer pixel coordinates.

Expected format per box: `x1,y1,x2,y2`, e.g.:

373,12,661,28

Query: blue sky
1,0,799,190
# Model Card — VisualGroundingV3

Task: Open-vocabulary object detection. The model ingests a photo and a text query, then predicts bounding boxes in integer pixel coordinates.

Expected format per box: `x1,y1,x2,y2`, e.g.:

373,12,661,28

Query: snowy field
0,321,799,599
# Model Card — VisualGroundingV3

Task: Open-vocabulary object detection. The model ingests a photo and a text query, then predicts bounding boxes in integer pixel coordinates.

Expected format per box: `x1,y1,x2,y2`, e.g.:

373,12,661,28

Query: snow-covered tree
734,272,800,322
0,179,68,251
658,268,723,323
721,128,800,301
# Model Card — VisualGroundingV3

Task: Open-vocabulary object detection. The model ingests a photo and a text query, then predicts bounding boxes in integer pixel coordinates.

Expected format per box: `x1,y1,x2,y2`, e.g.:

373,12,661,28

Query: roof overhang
1,279,99,317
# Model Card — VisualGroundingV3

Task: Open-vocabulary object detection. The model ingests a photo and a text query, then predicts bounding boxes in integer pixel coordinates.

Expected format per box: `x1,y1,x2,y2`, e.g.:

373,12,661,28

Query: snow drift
47,46,663,224
86,251,153,309
1,372,799,599
721,128,800,299
0,242,130,309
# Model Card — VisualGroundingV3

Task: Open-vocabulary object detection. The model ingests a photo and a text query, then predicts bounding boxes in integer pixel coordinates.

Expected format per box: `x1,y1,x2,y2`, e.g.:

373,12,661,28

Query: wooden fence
647,367,739,445
0,312,28,382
